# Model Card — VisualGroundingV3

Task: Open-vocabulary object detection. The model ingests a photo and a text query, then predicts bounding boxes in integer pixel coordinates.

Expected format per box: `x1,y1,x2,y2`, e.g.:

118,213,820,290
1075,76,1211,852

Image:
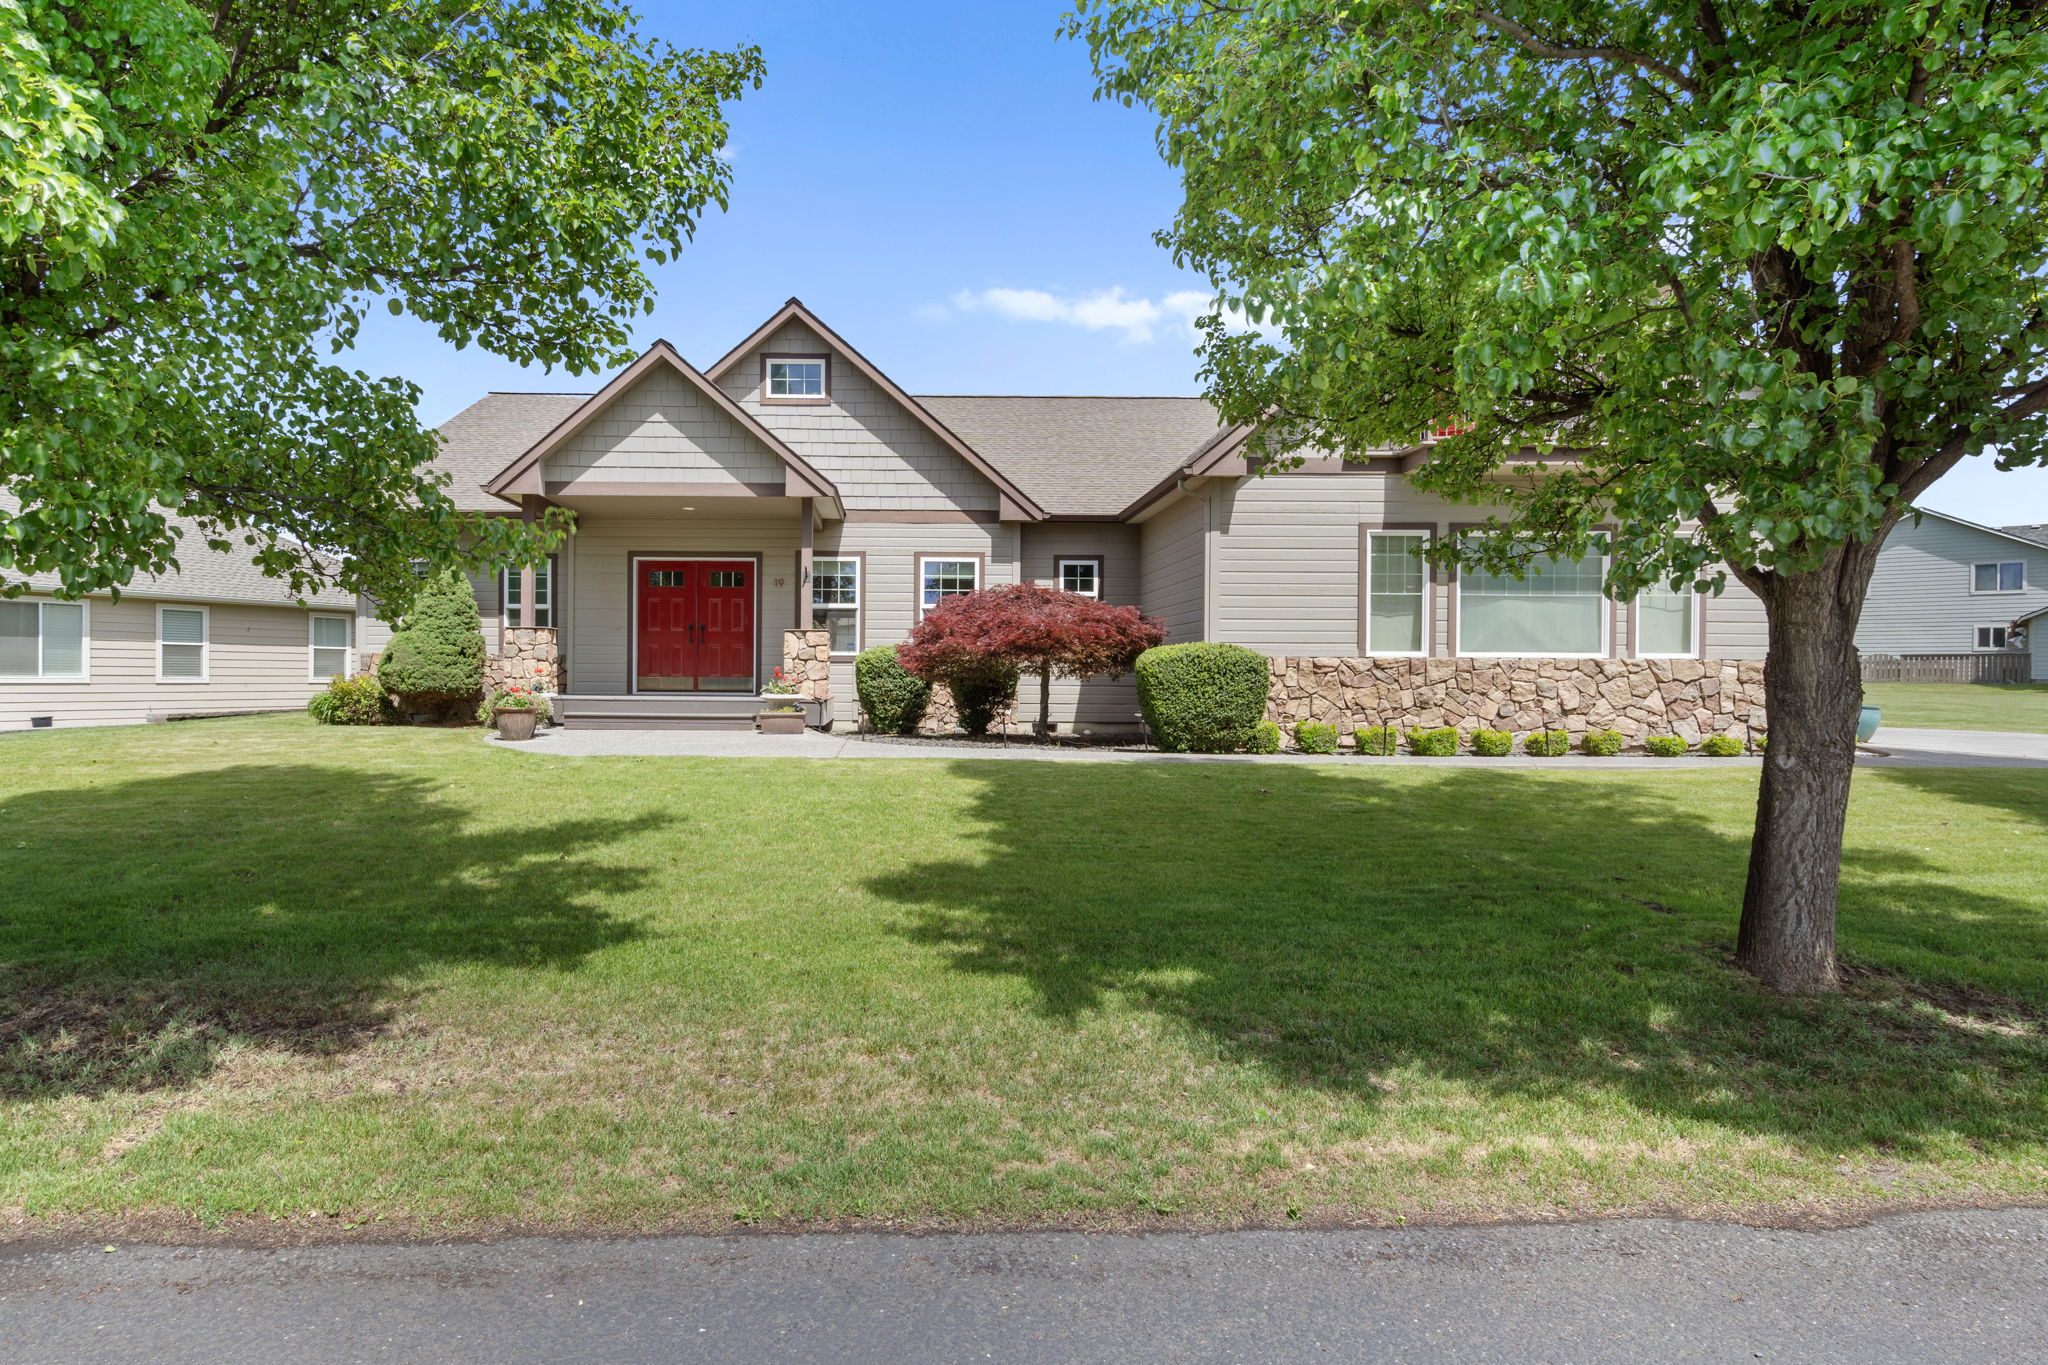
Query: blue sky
346,0,2047,527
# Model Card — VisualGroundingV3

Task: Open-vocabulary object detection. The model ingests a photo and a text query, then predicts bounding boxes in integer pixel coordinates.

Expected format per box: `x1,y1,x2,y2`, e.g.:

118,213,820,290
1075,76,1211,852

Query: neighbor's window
0,600,87,680
1057,559,1101,598
502,559,554,627
1635,584,1698,657
1974,561,2026,593
812,557,860,654
920,557,979,615
1457,540,1607,656
310,615,352,679
766,357,827,400
1978,625,2011,650
158,605,209,681
1365,532,1428,654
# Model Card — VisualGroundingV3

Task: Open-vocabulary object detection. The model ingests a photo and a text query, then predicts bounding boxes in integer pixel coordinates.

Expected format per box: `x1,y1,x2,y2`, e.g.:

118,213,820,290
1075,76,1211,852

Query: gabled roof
1117,422,1256,520
705,298,1050,521
2001,523,2048,548
916,395,1220,518
1910,505,2048,553
433,392,590,512
482,340,840,508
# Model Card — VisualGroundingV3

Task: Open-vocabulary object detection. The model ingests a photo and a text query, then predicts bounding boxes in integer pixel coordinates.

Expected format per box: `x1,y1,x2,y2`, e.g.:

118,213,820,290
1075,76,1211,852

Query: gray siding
1138,491,1207,644
1018,522,1145,728
1857,513,2048,679
546,370,783,487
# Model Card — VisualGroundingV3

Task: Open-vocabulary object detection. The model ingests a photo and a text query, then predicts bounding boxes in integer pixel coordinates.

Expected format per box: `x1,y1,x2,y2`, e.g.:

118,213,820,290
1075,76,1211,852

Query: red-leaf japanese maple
898,584,1166,738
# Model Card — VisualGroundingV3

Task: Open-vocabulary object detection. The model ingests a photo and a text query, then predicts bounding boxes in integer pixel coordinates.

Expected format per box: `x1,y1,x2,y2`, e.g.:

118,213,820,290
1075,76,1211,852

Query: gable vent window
158,606,209,682
764,356,828,402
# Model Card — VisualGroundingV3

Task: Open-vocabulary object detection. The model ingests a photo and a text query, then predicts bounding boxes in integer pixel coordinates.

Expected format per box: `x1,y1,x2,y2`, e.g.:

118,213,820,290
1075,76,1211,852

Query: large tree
1069,0,2048,993
2,0,761,607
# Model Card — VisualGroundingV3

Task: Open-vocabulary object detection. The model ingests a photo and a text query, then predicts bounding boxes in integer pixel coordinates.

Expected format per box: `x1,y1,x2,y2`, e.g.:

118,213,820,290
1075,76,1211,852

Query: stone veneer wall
780,629,833,700
485,627,560,695
1267,656,1768,743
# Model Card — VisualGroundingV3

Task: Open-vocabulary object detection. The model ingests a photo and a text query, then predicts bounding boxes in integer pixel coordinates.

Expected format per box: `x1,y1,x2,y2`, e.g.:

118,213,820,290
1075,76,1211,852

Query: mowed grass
1865,682,2048,732
2,714,2046,1233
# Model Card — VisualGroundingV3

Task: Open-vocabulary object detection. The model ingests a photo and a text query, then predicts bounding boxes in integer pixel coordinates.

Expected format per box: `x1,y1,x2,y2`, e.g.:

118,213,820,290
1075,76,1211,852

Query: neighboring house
1858,508,2048,682
0,504,361,731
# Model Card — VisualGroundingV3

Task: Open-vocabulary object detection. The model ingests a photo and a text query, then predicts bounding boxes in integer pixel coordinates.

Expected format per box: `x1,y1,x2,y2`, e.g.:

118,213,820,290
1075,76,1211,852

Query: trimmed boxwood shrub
1523,729,1571,757
378,568,485,716
1134,642,1271,753
1247,719,1282,753
1700,734,1744,757
1470,728,1512,757
1754,733,1769,752
947,665,1019,738
308,674,397,726
1645,734,1690,757
1354,724,1399,755
1294,720,1339,754
856,645,931,735
1407,726,1458,756
1580,728,1624,757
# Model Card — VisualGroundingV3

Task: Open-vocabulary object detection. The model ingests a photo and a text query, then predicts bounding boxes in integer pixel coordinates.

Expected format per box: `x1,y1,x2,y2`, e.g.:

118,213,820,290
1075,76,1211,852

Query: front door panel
633,558,755,693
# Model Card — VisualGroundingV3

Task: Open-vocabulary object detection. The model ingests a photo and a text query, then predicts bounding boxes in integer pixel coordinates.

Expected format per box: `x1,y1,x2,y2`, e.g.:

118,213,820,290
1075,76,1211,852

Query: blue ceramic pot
1856,704,1881,742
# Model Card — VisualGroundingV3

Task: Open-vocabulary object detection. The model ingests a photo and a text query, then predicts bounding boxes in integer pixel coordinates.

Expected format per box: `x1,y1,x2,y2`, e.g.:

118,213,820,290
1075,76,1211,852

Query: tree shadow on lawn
871,761,2048,1156
0,764,663,1100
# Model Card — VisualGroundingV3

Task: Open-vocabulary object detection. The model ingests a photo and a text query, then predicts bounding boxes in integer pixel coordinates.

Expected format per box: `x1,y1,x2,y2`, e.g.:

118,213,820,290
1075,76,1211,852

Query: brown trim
914,550,987,621
1052,554,1108,602
1626,582,1708,660
483,339,840,507
759,353,832,405
704,298,1050,520
497,553,559,650
841,508,999,524
543,479,790,500
1356,522,1437,657
809,548,866,658
624,551,765,696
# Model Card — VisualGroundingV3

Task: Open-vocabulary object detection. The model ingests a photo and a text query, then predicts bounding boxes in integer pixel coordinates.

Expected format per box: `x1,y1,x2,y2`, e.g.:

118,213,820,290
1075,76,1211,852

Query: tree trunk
1037,665,1053,739
1735,560,1872,994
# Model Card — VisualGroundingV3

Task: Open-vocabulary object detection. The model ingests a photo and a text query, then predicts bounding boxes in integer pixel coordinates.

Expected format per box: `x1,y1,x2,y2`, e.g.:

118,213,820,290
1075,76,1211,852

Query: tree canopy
2,0,762,607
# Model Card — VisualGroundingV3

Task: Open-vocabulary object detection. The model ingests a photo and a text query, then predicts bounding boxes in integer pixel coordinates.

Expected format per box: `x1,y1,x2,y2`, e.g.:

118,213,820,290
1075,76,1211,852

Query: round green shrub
1407,726,1459,756
1471,728,1512,757
1645,734,1690,757
307,691,338,724
948,665,1019,737
1134,642,1272,753
856,645,932,735
1754,733,1769,752
1522,729,1571,757
1294,720,1339,754
1699,734,1744,757
1354,724,1399,755
310,674,397,725
378,568,485,714
1247,719,1282,753
1580,728,1624,757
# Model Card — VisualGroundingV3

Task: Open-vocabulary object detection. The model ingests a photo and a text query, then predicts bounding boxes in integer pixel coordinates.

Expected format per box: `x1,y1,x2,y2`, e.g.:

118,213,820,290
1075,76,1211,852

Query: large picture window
502,559,554,628
812,557,861,655
1457,540,1608,657
158,605,209,681
0,600,87,680
1635,585,1698,657
1364,531,1429,654
919,557,980,615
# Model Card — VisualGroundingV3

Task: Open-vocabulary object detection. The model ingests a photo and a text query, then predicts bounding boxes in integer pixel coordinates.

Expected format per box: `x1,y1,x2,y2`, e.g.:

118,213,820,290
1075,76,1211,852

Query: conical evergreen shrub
378,568,485,715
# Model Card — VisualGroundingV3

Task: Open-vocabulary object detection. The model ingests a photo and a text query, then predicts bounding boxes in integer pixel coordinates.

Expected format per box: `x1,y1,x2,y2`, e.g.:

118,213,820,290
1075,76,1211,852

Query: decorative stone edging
1267,655,1767,743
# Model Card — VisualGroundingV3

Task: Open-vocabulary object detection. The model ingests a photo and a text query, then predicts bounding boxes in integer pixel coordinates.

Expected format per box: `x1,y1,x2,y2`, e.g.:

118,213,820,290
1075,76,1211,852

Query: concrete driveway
1860,726,2048,767
6,1209,2048,1364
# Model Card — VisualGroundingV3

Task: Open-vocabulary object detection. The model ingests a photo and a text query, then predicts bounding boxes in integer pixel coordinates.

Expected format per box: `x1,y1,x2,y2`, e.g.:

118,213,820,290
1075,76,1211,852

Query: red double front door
635,559,755,692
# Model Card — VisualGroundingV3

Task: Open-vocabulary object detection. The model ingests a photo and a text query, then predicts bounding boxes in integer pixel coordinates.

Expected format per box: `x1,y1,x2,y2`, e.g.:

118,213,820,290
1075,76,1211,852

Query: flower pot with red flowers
757,667,808,734
479,685,551,740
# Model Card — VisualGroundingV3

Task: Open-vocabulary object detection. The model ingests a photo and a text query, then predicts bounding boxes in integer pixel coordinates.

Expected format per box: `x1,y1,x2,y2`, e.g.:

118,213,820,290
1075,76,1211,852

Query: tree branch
1471,10,1699,94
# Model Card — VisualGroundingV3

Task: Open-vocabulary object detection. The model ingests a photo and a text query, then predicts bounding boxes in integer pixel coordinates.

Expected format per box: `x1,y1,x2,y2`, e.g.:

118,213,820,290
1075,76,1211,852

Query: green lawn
1865,682,2048,732
3,714,2046,1234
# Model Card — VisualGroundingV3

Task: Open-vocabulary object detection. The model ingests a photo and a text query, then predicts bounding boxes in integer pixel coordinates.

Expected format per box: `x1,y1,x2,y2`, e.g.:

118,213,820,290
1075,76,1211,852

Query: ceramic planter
1857,704,1881,742
495,708,541,742
757,710,806,735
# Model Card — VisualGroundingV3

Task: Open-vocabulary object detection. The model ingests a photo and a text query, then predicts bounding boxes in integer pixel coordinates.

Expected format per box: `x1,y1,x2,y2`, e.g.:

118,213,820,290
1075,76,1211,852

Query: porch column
518,494,540,628
796,497,815,633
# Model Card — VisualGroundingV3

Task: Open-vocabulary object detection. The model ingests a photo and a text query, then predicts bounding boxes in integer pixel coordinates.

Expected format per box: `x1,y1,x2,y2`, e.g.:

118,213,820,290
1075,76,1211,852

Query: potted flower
757,666,808,735
478,684,551,741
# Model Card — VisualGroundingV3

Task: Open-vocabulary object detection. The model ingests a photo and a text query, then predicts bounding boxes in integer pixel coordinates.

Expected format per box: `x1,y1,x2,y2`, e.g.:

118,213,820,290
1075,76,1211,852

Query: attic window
763,355,828,403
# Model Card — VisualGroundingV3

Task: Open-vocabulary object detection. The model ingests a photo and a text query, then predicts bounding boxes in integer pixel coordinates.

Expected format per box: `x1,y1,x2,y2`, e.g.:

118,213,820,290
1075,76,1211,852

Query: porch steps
551,694,827,731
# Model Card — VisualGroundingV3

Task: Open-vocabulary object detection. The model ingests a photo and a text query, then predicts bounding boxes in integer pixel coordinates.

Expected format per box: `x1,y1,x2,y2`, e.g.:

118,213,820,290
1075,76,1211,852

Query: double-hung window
310,615,352,679
1635,583,1699,657
1974,561,2026,593
812,557,861,655
158,606,209,681
502,559,554,627
1456,538,1609,657
919,557,980,616
0,599,88,681
1364,531,1429,654
1056,558,1101,599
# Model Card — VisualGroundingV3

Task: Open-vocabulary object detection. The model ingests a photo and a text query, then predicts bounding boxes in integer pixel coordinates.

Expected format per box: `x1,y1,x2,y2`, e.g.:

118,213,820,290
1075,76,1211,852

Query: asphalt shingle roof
430,392,590,512
2000,524,2048,547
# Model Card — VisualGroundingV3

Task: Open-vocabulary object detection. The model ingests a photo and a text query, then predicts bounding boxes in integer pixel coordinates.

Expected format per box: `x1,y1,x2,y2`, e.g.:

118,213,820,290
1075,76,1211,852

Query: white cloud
932,285,1278,346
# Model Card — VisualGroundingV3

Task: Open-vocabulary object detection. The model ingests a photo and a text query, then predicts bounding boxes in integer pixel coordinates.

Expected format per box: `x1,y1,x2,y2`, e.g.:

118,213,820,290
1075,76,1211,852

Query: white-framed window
1977,624,2012,650
1456,539,1609,657
0,599,88,681
1057,558,1101,599
765,356,827,400
310,614,352,680
812,557,861,655
1974,561,2026,593
1635,584,1700,658
157,605,209,682
502,558,554,628
1364,531,1430,655
919,557,980,616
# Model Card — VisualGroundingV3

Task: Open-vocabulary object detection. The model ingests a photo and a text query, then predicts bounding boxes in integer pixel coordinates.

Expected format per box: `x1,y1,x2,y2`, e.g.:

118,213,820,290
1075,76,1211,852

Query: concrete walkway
6,1208,2048,1364
1862,726,2048,768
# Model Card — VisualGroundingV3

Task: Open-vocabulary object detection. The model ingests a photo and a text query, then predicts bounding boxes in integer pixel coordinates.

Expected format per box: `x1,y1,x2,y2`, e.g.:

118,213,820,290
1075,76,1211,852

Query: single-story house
1857,509,2048,682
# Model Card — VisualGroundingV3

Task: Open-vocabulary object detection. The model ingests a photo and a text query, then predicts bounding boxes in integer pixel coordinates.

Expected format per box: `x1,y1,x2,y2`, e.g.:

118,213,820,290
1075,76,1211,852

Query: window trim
1976,623,2014,651
501,555,557,632
156,604,210,684
1629,584,1706,660
1448,526,1615,660
0,597,91,684
760,353,832,406
309,612,354,682
1357,523,1436,657
1054,556,1105,600
810,551,865,658
916,553,985,618
1972,561,2028,595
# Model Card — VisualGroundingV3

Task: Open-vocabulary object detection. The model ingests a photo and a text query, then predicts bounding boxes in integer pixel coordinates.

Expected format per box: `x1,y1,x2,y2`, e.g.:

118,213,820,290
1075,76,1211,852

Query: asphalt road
6,1208,2047,1364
